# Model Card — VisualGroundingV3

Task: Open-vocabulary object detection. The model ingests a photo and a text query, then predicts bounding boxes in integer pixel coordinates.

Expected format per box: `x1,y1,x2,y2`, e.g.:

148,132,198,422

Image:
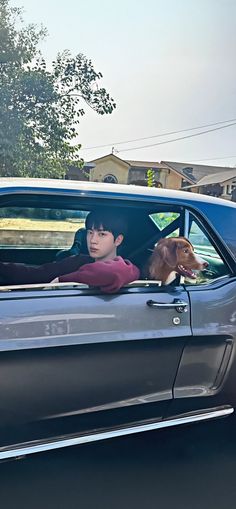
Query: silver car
0,178,235,460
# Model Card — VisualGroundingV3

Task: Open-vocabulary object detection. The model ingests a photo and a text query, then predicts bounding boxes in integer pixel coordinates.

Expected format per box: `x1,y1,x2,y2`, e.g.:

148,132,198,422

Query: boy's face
86,226,123,261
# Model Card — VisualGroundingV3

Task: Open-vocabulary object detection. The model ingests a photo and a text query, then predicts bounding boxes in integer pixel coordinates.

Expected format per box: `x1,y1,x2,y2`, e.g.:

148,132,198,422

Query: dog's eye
183,249,189,253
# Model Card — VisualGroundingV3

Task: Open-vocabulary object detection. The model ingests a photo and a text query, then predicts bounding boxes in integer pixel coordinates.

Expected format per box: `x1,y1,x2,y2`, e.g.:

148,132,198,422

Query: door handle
146,298,188,313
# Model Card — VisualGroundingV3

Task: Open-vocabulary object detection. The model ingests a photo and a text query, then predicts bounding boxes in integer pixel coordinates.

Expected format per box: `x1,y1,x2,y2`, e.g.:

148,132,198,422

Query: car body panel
176,278,236,400
165,279,236,417
0,287,191,443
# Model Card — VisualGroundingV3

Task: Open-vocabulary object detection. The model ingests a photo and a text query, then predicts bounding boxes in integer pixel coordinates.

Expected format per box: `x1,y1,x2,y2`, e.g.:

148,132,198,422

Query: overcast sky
13,0,236,165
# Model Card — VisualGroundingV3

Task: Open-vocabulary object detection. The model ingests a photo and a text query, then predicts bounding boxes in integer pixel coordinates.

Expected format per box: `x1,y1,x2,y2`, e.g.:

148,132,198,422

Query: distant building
174,167,236,200
66,154,236,201
89,153,191,189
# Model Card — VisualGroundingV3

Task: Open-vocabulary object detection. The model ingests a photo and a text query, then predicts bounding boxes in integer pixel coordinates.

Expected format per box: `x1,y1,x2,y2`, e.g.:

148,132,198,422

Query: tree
146,168,155,187
146,168,162,187
0,0,116,178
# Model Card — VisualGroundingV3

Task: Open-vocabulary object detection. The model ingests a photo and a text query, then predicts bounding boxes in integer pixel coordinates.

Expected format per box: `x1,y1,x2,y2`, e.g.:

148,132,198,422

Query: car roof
0,177,236,209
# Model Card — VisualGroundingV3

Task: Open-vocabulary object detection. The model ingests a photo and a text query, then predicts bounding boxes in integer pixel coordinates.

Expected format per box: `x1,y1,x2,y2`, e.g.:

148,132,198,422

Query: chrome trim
0,406,233,461
0,280,161,292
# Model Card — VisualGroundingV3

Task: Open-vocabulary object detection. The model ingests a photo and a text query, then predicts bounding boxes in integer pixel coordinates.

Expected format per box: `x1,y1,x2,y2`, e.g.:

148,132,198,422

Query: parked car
0,178,235,461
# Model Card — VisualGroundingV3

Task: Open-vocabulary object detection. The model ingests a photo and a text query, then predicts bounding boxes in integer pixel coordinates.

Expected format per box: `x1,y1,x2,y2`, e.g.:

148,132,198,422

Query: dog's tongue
177,264,197,279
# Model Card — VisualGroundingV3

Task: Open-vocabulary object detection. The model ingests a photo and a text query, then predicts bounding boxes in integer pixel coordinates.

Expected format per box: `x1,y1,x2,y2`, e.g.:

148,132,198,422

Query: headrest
56,228,88,260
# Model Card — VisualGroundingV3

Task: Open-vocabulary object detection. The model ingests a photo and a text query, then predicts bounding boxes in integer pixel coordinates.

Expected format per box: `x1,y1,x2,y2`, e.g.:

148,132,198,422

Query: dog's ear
157,240,178,268
178,236,194,249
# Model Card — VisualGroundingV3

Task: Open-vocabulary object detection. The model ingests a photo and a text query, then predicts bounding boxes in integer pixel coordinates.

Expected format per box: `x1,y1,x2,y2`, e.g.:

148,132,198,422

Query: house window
103,174,118,184
230,181,236,194
182,167,194,179
181,179,190,189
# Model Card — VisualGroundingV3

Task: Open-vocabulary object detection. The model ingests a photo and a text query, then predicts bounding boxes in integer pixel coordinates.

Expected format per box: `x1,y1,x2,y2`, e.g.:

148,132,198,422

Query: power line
190,155,236,162
81,118,236,151
116,122,236,153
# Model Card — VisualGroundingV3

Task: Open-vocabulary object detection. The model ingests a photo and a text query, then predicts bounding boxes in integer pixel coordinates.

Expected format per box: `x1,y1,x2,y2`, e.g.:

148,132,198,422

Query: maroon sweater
0,255,140,293
58,256,140,293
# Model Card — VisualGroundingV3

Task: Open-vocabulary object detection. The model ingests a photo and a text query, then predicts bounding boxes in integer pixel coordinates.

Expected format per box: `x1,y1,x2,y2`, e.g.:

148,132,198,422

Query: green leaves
0,0,116,178
146,168,155,187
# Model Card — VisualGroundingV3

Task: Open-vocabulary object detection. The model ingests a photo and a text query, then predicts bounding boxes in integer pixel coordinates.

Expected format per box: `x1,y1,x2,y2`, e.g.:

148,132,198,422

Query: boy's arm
58,256,140,293
0,255,91,285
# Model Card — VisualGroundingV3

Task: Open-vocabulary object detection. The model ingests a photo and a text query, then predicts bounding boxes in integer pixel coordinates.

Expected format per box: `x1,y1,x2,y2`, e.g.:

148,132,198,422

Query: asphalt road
1,416,236,509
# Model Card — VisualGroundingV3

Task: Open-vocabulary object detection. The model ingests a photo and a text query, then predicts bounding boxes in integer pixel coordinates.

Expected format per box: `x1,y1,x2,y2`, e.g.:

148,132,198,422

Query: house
88,153,193,189
67,154,236,201
184,169,236,200
163,161,236,200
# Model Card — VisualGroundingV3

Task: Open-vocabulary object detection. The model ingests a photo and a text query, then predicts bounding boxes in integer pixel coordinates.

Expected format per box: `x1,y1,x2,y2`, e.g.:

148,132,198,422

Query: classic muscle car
0,178,235,460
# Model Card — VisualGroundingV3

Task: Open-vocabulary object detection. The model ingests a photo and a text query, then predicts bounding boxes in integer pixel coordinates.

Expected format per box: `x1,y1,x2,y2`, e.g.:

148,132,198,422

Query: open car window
0,199,232,292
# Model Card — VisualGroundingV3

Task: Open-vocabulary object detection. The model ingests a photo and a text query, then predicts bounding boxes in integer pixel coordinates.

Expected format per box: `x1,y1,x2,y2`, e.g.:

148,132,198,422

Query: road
1,416,236,509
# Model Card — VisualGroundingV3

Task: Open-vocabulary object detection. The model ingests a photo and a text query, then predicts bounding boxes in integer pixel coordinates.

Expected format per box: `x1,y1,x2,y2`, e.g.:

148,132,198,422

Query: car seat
56,228,88,260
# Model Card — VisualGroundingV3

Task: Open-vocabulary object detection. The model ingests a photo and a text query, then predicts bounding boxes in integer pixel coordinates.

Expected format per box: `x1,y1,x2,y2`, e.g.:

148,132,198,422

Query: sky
13,0,236,166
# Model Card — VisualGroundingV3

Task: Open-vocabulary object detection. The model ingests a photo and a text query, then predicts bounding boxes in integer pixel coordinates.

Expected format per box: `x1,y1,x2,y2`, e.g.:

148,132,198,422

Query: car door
169,214,236,416
0,282,191,444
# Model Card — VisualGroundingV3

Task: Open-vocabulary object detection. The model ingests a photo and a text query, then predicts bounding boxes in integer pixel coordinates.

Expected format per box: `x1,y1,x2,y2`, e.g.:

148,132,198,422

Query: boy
0,209,140,293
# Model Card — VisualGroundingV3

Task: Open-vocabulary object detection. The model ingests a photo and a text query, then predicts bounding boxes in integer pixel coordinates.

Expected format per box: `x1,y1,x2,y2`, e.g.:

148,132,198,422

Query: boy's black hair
85,209,127,239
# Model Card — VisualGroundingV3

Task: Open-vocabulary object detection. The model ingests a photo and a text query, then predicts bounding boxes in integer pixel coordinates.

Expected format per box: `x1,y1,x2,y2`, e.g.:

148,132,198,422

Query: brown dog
146,236,208,284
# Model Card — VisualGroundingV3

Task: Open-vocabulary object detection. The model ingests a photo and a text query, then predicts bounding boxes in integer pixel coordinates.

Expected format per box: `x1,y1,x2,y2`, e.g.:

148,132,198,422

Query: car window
0,202,184,291
0,207,88,250
187,215,230,284
0,201,231,292
148,211,182,240
150,212,180,231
